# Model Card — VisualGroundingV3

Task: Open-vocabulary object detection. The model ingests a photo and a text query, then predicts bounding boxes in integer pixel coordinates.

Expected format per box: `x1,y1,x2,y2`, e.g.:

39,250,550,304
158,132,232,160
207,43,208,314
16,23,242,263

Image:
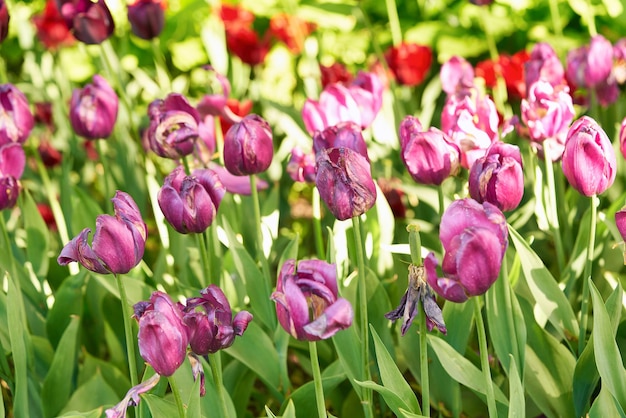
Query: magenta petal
92,215,137,274
302,297,353,340
233,311,253,336
57,228,110,274
617,209,626,241
455,228,503,296
425,252,468,303
158,185,185,232
295,259,338,296
0,143,26,178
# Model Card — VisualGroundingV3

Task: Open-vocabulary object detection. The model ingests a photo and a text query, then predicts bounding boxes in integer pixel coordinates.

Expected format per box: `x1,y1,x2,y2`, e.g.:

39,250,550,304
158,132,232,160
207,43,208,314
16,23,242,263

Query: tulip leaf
398,408,429,418
589,385,626,418
46,272,87,348
507,355,525,418
286,360,345,418
79,352,131,400
143,393,180,417
7,273,30,418
278,234,299,273
56,409,103,418
508,225,579,340
60,369,119,414
332,325,363,399
369,325,421,415
589,279,626,411
42,316,80,418
355,379,419,416
20,190,50,278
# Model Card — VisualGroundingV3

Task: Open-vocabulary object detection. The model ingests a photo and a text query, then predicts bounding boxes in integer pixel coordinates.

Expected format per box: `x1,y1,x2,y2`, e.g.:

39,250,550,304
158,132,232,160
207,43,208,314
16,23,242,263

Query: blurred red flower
475,50,530,100
219,3,270,66
384,42,433,87
269,13,315,54
32,0,75,49
320,62,353,88
220,98,253,137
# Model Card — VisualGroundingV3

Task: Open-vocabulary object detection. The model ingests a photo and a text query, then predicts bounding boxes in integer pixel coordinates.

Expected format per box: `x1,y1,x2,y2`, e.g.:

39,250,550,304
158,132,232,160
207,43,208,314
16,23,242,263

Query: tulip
562,116,616,197
320,62,353,89
620,116,626,160
0,84,34,146
440,56,475,95
57,191,147,275
183,285,253,355
313,121,369,160
469,141,524,211
287,147,316,183
384,42,432,87
525,42,565,89
426,198,508,302
399,116,460,186
147,93,200,159
348,71,384,129
223,114,273,176
470,0,494,4
475,50,529,100
208,163,269,195
57,0,115,44
70,75,118,140
133,292,189,376
158,166,225,234
271,259,353,341
196,67,231,118
0,0,9,43
105,374,161,418
316,147,377,221
614,38,626,85
127,0,165,40
0,143,25,210
218,4,270,67
268,13,316,54
33,1,75,49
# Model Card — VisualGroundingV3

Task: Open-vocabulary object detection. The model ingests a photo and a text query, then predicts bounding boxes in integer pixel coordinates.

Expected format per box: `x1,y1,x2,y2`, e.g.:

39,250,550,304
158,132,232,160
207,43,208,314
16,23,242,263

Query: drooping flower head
69,75,118,140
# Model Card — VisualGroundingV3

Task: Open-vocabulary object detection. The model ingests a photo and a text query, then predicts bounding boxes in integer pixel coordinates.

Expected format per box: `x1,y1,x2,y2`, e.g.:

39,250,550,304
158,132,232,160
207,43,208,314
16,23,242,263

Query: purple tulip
287,147,316,183
312,121,369,160
347,71,383,129
0,0,9,43
147,93,201,159
562,116,616,197
70,75,118,140
316,147,377,221
566,35,613,89
525,42,565,88
223,114,273,176
271,259,353,341
426,198,508,302
196,66,232,118
0,84,34,146
158,166,225,234
399,115,460,186
105,374,161,418
617,208,626,241
127,0,165,40
57,0,115,44
183,285,253,355
469,141,524,212
614,39,626,85
620,116,626,160
57,191,148,275
0,143,25,210
440,56,475,95
133,292,189,376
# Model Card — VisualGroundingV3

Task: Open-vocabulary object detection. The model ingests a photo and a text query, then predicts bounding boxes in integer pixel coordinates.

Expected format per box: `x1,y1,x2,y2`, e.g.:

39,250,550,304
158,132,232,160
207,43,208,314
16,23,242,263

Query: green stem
312,187,326,259
0,214,16,279
196,233,211,288
168,375,186,418
209,352,230,418
419,311,430,416
543,146,566,274
578,195,597,355
384,0,402,46
351,216,373,418
585,0,597,36
437,186,445,221
96,140,113,212
250,174,272,290
309,341,327,418
475,297,498,418
548,0,563,37
407,224,422,265
115,274,139,388
151,38,171,94
479,11,508,116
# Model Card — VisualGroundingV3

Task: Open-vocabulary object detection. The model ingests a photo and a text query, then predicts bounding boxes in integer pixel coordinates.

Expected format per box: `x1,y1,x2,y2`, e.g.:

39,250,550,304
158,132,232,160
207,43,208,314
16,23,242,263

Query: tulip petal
302,297,353,340
58,228,110,274
92,215,137,274
455,227,504,296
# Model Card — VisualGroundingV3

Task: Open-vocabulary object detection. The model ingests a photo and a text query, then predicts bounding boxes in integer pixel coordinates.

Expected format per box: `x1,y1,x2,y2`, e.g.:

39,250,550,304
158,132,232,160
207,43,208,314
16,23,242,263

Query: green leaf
355,380,418,416
508,225,579,340
370,326,421,415
332,325,363,398
278,234,299,273
507,355,525,418
589,385,626,418
42,316,80,418
20,190,50,278
398,408,429,418
46,272,87,348
56,409,103,418
143,394,180,417
282,399,296,418
589,280,626,411
61,371,119,414
7,273,29,418
287,361,345,418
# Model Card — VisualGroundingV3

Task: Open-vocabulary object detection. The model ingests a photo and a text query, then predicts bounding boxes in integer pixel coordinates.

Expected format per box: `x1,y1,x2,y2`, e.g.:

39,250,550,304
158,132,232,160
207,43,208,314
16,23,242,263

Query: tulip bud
58,0,115,44
134,292,189,376
0,0,9,43
158,166,225,234
525,42,565,89
313,121,369,160
0,143,25,211
147,93,200,159
0,84,34,146
223,114,273,176
316,147,376,221
58,191,147,274
399,116,460,186
469,141,524,211
426,198,508,302
127,0,165,40
440,56,475,95
562,116,616,197
0,176,18,211
70,75,118,140
287,147,316,183
272,259,353,341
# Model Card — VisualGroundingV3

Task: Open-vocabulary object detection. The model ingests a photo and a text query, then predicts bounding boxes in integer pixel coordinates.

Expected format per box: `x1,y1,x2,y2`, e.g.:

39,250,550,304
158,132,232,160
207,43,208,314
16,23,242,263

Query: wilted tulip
287,147,316,183
0,84,34,146
525,42,566,88
562,116,616,197
70,75,118,140
316,147,377,221
158,166,225,234
313,121,369,160
223,114,273,176
0,143,25,210
183,285,253,355
440,56,475,95
384,42,432,87
271,259,353,341
147,93,200,159
399,116,460,186
57,0,115,44
0,0,9,43
127,0,165,40
33,1,75,49
105,374,160,418
133,292,189,376
469,141,524,211
426,198,508,302
57,191,148,275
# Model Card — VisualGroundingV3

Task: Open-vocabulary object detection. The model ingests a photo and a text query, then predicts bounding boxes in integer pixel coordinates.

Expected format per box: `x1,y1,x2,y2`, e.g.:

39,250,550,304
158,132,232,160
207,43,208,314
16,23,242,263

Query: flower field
1,0,626,417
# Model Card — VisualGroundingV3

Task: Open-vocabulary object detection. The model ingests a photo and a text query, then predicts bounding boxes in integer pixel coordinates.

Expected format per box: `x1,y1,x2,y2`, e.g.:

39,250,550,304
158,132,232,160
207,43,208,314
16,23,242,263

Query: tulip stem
419,309,430,417
250,174,272,293
578,195,597,355
548,0,563,37
312,187,326,259
151,38,171,94
543,147,566,274
309,341,327,418
168,375,186,418
475,297,498,418
384,0,402,46
95,140,113,213
585,0,597,36
196,234,211,288
437,186,445,221
209,352,231,418
351,216,373,418
115,274,139,388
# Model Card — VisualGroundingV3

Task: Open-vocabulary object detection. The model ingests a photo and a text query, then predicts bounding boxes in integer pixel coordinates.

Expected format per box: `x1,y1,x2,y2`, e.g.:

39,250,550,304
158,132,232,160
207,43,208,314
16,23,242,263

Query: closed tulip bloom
302,84,361,135
426,198,508,302
133,292,189,376
33,0,75,50
158,166,225,234
620,116,626,160
58,191,148,274
287,147,316,183
0,84,35,146
0,0,9,43
127,0,165,40
399,116,460,186
440,56,475,95
562,116,616,197
469,142,524,211
223,114,273,176
0,142,24,210
147,93,200,159
272,259,353,341
70,75,118,139
316,147,377,221
525,42,565,88
57,0,115,44
566,35,613,89
313,121,369,160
